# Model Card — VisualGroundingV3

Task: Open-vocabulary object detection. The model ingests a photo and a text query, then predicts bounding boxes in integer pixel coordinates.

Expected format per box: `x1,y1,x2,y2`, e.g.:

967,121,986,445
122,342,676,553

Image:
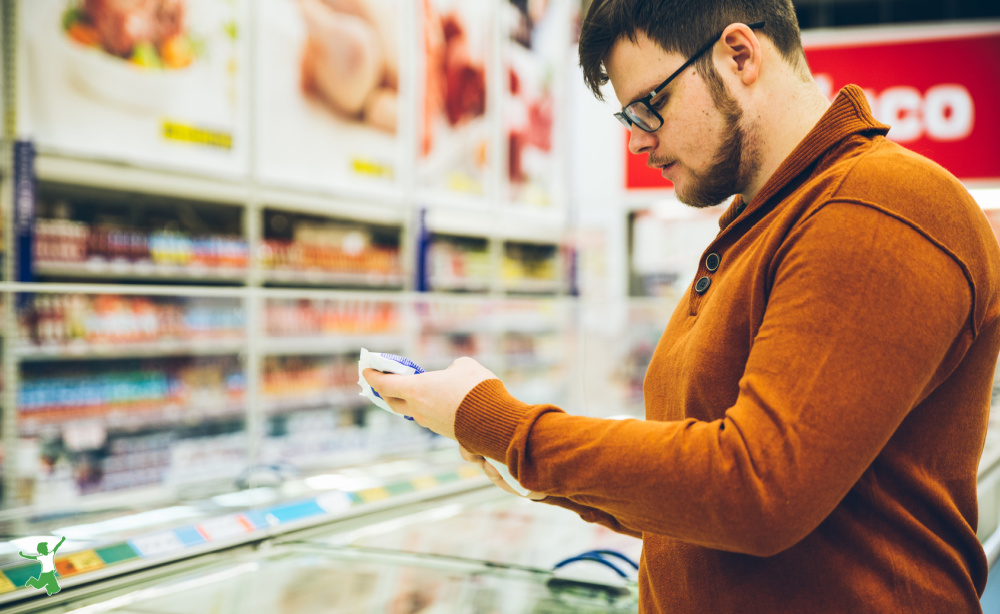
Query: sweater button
705,253,721,272
695,276,711,294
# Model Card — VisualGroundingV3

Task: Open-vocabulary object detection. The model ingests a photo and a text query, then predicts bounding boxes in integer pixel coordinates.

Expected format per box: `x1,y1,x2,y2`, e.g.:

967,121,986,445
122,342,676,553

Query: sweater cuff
454,379,534,463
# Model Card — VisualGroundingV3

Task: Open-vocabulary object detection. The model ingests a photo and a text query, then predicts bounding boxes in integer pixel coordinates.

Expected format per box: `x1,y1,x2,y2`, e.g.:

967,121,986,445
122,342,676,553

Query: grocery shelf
427,277,493,293
15,338,246,362
18,401,247,437
34,154,251,205
34,261,248,284
259,390,368,415
259,187,408,225
261,335,405,357
261,270,406,289
502,279,566,294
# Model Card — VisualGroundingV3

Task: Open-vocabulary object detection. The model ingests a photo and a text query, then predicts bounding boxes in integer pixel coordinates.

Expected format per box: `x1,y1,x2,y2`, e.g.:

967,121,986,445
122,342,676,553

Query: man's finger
363,368,401,396
458,445,484,463
481,458,519,496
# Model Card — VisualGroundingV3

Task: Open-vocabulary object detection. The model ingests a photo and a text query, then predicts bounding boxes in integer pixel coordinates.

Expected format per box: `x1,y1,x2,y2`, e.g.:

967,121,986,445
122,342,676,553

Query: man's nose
628,123,657,155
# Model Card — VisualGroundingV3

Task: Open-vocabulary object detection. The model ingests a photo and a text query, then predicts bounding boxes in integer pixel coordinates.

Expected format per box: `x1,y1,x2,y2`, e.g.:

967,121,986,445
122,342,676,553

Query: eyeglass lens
626,102,661,132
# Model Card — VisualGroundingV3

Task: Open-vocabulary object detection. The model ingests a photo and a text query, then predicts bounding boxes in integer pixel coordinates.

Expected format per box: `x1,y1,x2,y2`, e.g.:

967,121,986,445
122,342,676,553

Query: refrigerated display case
1,485,641,613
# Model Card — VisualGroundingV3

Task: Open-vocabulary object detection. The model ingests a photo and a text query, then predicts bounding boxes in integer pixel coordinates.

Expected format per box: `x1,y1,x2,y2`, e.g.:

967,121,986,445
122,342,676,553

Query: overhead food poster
255,0,407,197
501,0,569,208
21,0,249,178
418,0,495,201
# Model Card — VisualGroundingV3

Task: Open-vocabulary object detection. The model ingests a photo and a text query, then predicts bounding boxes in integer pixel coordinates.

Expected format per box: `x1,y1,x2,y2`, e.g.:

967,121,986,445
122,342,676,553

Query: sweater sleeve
455,202,974,557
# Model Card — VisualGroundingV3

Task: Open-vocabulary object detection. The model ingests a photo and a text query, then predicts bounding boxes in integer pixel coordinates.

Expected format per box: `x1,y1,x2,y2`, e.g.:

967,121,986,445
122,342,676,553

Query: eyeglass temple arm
649,20,767,99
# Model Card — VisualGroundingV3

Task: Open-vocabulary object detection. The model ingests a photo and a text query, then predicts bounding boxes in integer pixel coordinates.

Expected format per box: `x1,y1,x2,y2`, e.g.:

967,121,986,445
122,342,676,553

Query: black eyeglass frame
614,21,766,132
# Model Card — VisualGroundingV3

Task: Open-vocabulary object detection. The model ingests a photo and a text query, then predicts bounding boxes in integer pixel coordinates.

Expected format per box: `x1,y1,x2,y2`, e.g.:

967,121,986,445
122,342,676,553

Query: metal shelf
261,334,406,356
427,276,492,293
18,401,247,436
34,154,251,205
261,270,406,288
502,279,566,294
15,338,246,361
34,261,249,283
259,389,368,415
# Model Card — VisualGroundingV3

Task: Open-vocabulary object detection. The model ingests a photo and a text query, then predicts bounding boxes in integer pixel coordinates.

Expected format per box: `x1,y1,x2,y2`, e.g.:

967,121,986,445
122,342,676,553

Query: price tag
56,550,104,576
316,492,351,514
0,573,17,594
197,515,252,541
357,487,390,503
62,421,107,451
129,532,185,558
411,476,439,491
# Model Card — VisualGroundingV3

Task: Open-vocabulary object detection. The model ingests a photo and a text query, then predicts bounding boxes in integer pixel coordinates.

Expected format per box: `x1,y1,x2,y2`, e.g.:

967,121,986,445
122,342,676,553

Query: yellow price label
358,487,390,503
411,476,438,491
163,121,233,150
0,573,16,594
447,172,482,194
61,551,104,576
351,158,394,178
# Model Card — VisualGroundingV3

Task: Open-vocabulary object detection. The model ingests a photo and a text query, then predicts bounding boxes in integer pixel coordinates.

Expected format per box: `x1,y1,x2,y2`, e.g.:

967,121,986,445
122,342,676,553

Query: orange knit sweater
455,86,1000,612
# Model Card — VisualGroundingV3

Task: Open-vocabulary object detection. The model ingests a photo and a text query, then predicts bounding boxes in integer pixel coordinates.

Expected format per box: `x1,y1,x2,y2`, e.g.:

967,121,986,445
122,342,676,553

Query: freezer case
10,487,641,613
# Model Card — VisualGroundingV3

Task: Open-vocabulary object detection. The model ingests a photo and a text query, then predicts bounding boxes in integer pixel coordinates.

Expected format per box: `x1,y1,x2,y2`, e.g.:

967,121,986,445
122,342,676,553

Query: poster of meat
255,0,407,198
501,0,569,208
418,0,495,201
21,0,248,177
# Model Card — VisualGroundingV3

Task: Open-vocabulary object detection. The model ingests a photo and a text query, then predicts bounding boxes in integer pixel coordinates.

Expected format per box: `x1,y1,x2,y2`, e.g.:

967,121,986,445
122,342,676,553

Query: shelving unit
0,7,573,593
0,0,589,603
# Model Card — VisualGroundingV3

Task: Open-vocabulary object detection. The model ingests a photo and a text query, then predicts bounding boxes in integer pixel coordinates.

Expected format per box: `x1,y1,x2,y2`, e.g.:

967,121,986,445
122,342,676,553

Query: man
364,1,1000,611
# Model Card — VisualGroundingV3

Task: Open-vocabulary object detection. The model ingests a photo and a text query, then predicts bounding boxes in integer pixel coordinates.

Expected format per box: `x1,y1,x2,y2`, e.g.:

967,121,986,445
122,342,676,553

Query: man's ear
716,23,761,86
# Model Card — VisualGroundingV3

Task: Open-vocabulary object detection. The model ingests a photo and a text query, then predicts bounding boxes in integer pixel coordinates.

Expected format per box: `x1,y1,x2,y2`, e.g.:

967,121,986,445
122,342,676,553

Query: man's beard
676,82,760,209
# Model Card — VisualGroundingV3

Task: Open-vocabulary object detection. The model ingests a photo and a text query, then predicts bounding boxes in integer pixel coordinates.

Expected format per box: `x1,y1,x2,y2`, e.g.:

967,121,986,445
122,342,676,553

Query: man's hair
579,0,807,100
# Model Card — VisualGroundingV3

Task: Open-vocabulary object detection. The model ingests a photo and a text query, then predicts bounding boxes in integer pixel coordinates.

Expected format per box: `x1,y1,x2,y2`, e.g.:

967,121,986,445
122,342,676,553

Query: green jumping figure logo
19,536,66,596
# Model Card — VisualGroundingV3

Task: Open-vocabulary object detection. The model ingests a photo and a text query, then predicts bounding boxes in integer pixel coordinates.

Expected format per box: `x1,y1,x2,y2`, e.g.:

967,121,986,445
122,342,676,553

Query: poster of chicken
502,0,569,208
418,0,495,201
255,0,407,198
21,0,248,177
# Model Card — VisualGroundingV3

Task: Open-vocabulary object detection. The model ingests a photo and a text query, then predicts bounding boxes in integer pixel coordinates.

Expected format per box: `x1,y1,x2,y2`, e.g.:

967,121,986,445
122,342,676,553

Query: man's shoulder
825,136,969,206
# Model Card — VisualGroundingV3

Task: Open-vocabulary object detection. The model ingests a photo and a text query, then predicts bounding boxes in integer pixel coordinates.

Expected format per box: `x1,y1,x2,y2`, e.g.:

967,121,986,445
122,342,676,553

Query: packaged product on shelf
265,298,400,337
255,0,405,196
419,0,494,197
502,0,569,207
426,235,492,289
19,357,245,430
19,294,245,347
22,0,248,176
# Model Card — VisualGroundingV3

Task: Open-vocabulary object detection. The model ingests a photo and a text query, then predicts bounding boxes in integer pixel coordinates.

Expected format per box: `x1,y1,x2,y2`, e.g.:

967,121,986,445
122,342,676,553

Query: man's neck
741,80,832,204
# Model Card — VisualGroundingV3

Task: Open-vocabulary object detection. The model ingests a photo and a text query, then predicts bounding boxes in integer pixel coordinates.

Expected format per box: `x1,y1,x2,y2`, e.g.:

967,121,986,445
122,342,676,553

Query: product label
0,573,17,594
55,551,104,577
351,158,394,179
162,121,233,150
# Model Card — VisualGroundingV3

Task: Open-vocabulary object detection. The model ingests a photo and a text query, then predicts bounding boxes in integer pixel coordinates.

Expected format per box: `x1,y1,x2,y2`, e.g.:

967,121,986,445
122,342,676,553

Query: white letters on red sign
814,75,975,144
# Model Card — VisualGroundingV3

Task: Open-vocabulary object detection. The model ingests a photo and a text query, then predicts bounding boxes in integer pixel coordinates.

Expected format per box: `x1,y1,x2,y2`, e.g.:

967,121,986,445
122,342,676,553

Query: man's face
605,31,759,208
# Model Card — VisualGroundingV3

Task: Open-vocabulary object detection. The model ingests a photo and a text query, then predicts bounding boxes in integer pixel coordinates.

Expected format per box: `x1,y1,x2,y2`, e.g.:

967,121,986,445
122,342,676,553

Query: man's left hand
362,357,497,440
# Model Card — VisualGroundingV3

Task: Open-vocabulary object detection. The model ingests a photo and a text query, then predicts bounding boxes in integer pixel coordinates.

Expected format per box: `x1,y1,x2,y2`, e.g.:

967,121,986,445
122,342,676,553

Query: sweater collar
718,85,890,230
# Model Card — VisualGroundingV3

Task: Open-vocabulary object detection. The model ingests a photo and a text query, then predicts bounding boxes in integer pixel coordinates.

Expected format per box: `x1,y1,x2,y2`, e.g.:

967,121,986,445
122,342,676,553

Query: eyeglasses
614,21,766,132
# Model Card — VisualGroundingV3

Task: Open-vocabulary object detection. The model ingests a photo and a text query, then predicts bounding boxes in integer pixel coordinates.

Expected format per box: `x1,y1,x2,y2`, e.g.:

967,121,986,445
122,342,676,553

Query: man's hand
459,444,547,500
362,356,496,440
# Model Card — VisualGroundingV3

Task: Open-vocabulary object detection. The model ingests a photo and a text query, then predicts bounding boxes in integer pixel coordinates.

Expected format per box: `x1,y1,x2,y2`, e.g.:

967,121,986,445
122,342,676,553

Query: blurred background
0,0,998,611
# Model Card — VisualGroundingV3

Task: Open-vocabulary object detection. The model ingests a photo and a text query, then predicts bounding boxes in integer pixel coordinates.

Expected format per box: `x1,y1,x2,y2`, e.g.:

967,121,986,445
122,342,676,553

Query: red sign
625,24,1000,190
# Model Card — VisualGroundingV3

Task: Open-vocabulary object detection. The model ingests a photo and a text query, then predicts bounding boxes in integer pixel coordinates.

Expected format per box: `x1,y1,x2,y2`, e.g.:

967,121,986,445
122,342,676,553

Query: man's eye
652,96,668,110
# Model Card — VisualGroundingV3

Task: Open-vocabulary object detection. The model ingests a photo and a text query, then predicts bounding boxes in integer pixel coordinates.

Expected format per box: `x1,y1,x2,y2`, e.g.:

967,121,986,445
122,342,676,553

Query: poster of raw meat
255,0,407,197
502,0,569,207
21,0,248,178
418,0,495,201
